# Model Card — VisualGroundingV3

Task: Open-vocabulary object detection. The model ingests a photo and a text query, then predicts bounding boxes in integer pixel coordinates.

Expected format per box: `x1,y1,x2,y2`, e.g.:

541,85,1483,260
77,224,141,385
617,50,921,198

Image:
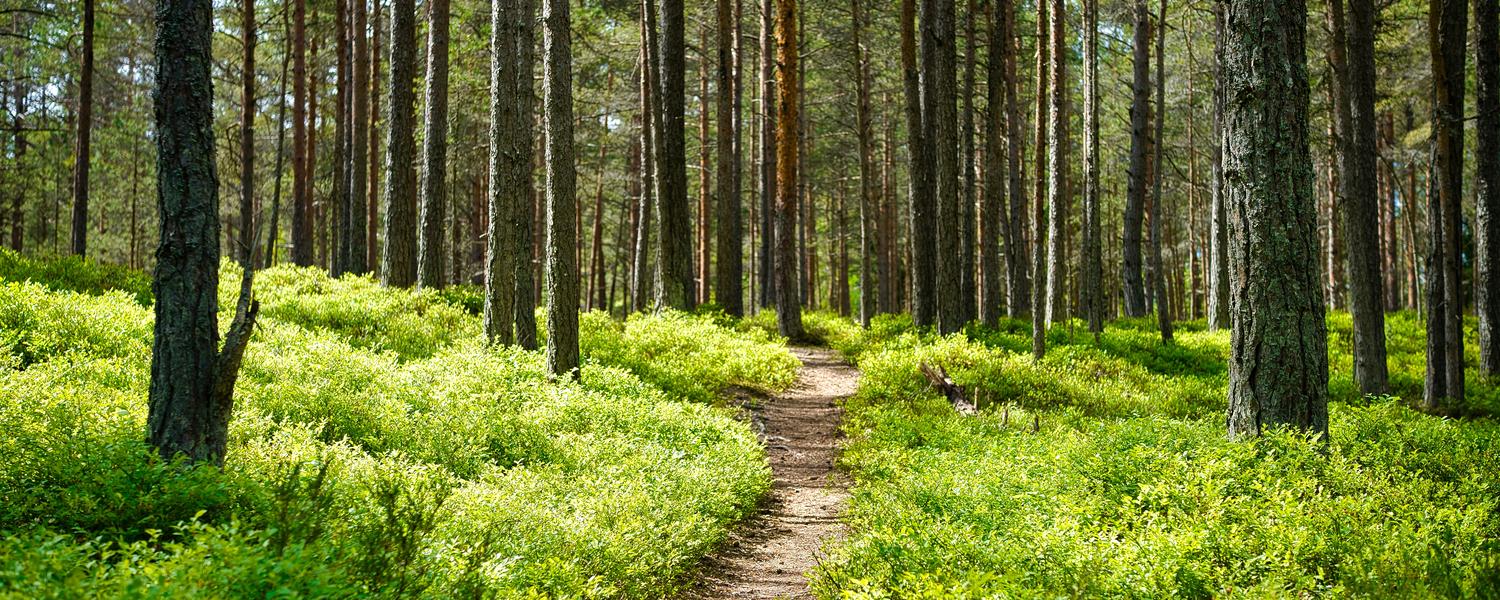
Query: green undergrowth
811,311,1500,598
0,259,798,598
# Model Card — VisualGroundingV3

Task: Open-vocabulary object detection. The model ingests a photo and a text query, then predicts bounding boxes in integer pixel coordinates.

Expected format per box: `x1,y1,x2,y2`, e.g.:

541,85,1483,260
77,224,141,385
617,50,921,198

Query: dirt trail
690,347,857,600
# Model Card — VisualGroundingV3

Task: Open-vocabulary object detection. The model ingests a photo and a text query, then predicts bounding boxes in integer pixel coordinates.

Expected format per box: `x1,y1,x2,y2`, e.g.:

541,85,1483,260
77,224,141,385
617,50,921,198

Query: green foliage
814,316,1500,598
0,257,790,598
0,248,153,305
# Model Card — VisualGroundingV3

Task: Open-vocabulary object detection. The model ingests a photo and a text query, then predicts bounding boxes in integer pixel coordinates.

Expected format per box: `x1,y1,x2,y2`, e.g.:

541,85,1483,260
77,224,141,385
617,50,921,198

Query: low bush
815,315,1500,598
0,258,792,598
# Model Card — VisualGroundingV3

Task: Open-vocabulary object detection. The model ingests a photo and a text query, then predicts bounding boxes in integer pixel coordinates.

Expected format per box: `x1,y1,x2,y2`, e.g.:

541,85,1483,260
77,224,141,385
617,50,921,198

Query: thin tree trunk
655,0,695,310
367,0,382,269
331,0,349,276
902,0,936,327
348,0,368,273
1031,0,1048,359
380,0,418,287
758,0,776,310
851,0,876,325
588,72,616,311
1150,0,1171,342
239,0,257,267
1425,0,1467,408
634,2,657,313
1122,0,1149,317
292,0,312,265
70,0,95,257
1475,0,1500,374
1342,0,1389,392
959,0,978,324
774,0,804,339
265,3,292,268
1045,0,1069,328
697,21,713,303
543,0,578,375
416,0,450,288
1207,4,1229,329
1222,0,1327,439
1000,0,1028,317
1082,0,1100,336
716,0,745,316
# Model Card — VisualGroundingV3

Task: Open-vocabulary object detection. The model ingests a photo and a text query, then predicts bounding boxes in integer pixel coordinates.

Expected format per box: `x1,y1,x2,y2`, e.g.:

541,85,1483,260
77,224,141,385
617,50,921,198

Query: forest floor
690,347,856,600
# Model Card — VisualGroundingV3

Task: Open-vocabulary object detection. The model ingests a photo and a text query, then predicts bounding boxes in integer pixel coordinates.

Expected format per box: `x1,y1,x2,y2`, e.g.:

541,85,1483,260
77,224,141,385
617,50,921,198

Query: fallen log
919,362,977,415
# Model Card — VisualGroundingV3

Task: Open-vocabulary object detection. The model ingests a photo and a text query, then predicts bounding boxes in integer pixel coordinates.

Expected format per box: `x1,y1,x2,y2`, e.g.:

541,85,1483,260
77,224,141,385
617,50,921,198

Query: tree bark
1207,4,1230,330
1475,0,1500,375
1031,0,1048,359
417,0,451,288
332,0,350,276
1081,0,1101,336
485,0,530,344
239,0,257,267
852,0,876,326
655,0,695,310
70,0,96,258
716,0,745,316
980,3,1004,327
514,1,539,349
925,0,961,334
774,0,804,339
1342,0,1389,392
367,0,382,269
1000,0,1028,318
1044,0,1069,328
1222,0,1328,439
959,0,978,324
348,0,369,274
292,0,312,265
149,0,260,465
758,0,776,310
380,0,418,287
633,1,657,313
697,22,713,304
1150,0,1171,343
543,0,578,376
902,0,937,327
1425,0,1467,408
1122,0,1150,317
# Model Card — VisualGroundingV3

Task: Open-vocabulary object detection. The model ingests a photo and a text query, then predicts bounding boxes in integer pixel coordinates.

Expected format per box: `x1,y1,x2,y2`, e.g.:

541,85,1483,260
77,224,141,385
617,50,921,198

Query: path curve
691,347,856,599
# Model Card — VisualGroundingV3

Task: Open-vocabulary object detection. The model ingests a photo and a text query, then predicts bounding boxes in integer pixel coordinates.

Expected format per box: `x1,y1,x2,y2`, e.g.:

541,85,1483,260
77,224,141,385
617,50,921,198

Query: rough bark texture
716,0,744,316
1222,0,1328,439
1122,0,1149,317
1000,0,1028,318
349,0,369,274
1081,0,1101,336
485,0,530,344
70,0,95,257
655,0,695,311
774,0,804,340
634,1,657,313
1031,0,1048,359
292,0,312,266
925,0,961,334
1044,0,1068,327
417,0,450,288
1425,0,1467,408
902,0,936,327
239,0,256,267
149,0,260,465
513,1,538,350
980,0,1005,327
332,0,350,276
367,0,382,269
1207,5,1229,330
958,0,977,325
1150,0,1172,342
852,0,876,326
543,0,578,376
1476,0,1500,374
380,0,417,287
1342,0,1389,392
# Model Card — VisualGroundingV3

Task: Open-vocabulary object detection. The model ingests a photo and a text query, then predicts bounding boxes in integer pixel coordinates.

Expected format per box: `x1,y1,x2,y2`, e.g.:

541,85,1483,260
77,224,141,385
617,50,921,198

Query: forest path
689,347,856,600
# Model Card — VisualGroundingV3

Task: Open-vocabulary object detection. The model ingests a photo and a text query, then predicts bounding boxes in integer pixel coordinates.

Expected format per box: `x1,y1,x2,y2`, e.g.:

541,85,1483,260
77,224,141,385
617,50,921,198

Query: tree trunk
380,0,418,287
924,0,961,334
1207,4,1230,329
1475,0,1500,374
655,0,695,310
367,0,382,270
959,0,978,325
1150,0,1172,343
1044,0,1069,328
70,0,95,257
1122,0,1149,317
999,0,1028,318
1342,0,1389,392
417,0,450,288
1031,0,1048,359
485,0,530,344
774,0,804,339
758,0,777,310
634,2,657,313
902,0,937,327
1081,0,1100,336
239,0,257,267
348,0,369,274
697,22,713,304
716,0,745,316
1222,0,1328,439
292,0,312,265
514,3,539,349
852,0,876,325
543,0,578,376
1425,0,1467,409
149,0,260,465
331,0,349,276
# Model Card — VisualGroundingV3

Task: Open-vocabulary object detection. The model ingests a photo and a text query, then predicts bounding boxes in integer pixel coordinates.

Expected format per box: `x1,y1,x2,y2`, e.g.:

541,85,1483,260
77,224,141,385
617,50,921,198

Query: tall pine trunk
543,0,578,376
655,0,695,310
1150,0,1172,342
292,0,312,265
716,0,745,316
348,0,369,274
925,0,962,334
1474,0,1500,375
1000,0,1028,317
417,0,451,288
485,0,532,344
852,0,876,326
239,0,257,267
902,0,937,327
1081,0,1101,336
1044,0,1069,328
1342,0,1389,392
380,0,418,286
70,0,94,257
1222,0,1328,439
1122,0,1150,317
774,0,804,339
1425,0,1467,409
1207,5,1229,329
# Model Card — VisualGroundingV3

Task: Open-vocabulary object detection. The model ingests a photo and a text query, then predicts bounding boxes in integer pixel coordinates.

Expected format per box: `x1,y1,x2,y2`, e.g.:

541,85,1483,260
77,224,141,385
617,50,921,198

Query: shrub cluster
814,314,1500,598
1,260,797,598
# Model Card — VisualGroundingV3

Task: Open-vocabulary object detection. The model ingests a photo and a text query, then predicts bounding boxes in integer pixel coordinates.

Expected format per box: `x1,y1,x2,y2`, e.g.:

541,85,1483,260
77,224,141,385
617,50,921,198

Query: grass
0,254,800,598
810,311,1500,598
